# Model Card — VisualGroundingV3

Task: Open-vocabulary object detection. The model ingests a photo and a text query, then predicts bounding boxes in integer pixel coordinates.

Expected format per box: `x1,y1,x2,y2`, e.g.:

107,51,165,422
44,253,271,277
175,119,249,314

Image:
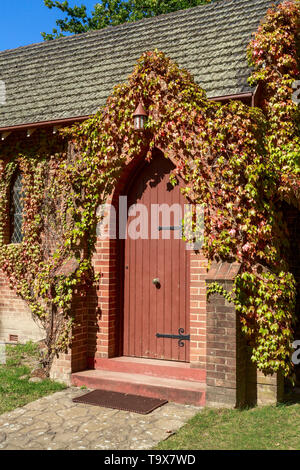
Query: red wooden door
123,151,190,362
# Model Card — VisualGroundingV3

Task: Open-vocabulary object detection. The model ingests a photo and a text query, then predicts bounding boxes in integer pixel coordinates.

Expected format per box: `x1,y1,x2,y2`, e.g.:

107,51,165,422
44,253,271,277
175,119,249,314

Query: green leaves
42,0,212,40
207,281,235,305
234,269,297,377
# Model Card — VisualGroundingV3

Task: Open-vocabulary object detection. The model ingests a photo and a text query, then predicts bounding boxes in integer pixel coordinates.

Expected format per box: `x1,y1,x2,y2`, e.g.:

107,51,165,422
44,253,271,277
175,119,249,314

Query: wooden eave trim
208,92,253,103
0,115,91,132
0,90,259,133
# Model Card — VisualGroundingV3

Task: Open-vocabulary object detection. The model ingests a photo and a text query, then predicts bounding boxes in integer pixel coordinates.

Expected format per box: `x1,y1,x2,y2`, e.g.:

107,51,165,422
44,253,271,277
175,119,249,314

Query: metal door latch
156,328,190,347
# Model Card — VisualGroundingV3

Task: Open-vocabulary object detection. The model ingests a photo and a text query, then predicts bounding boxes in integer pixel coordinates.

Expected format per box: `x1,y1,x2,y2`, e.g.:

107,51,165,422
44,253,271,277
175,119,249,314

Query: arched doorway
122,150,190,362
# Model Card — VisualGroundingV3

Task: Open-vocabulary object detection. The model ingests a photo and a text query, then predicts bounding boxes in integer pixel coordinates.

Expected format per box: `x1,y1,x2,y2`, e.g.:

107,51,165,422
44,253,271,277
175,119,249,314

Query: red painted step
87,357,206,383
72,370,206,406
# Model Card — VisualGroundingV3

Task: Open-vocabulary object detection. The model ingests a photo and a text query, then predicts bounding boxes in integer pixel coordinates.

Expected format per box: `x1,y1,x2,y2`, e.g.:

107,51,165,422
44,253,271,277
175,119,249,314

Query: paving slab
0,387,201,450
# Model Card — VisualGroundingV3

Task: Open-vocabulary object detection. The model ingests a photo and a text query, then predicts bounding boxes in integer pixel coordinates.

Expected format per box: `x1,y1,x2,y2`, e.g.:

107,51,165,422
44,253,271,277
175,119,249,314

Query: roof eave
209,92,253,102
0,90,259,133
0,115,91,133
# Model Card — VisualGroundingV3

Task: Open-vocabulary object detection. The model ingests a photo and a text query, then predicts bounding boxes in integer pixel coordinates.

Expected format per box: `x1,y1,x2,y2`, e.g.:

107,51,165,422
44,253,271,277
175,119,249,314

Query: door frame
96,147,208,369
117,158,146,358
118,149,192,361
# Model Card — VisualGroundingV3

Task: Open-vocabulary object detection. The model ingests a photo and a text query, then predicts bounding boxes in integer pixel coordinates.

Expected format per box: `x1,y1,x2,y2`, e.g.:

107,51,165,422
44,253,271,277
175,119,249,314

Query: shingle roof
0,0,274,129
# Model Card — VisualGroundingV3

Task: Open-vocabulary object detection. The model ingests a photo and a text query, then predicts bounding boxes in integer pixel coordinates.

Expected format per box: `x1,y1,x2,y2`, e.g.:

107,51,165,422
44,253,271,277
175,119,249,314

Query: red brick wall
0,269,44,344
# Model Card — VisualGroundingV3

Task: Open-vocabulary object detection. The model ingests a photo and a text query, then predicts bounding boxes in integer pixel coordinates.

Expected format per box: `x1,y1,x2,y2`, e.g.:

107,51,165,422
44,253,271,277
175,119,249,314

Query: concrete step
72,369,206,406
88,356,206,383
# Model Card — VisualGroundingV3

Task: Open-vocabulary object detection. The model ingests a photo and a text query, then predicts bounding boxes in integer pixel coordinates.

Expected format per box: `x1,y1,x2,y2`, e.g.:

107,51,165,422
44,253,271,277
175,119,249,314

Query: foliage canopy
42,0,212,40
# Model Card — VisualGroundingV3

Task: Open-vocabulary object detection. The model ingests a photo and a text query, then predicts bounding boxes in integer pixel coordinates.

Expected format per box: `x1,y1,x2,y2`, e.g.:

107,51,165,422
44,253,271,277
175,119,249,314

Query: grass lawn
0,342,66,415
156,402,300,450
2,342,300,450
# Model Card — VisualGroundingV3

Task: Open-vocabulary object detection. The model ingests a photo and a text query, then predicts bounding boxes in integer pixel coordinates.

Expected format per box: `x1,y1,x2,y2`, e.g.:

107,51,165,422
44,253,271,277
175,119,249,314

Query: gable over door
123,151,190,362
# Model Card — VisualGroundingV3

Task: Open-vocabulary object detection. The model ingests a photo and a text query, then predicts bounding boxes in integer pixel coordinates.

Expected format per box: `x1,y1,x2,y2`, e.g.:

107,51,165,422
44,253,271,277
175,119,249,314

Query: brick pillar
284,203,300,385
245,346,258,406
240,341,285,406
205,262,247,408
50,351,72,385
189,251,208,369
50,291,89,384
257,371,284,405
92,237,119,359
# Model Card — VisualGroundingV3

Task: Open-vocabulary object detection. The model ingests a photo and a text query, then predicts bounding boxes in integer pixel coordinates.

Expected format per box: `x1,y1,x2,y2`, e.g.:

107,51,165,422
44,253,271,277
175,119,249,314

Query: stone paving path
0,388,201,450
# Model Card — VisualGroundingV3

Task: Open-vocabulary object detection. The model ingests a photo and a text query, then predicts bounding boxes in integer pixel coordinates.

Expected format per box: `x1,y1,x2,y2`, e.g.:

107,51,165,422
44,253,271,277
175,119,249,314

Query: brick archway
87,148,208,370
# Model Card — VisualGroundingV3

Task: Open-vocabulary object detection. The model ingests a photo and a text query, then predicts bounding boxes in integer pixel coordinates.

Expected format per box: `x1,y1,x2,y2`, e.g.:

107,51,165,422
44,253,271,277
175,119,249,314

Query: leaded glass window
10,172,23,243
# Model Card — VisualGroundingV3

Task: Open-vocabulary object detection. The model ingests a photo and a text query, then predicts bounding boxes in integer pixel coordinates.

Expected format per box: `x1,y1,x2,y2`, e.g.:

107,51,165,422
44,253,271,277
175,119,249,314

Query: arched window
10,172,24,243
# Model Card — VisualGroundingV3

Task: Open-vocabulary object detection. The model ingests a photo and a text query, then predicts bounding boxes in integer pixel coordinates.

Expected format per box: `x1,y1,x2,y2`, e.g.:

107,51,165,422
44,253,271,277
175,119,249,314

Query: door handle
152,278,161,287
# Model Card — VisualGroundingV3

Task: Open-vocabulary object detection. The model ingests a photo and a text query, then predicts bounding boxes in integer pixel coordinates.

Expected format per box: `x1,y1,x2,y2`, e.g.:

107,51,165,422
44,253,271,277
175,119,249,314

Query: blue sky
0,0,97,51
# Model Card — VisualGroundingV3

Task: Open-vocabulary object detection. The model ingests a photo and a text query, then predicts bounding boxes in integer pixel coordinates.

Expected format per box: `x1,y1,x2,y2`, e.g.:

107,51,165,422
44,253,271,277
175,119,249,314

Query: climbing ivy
0,1,298,376
0,137,95,371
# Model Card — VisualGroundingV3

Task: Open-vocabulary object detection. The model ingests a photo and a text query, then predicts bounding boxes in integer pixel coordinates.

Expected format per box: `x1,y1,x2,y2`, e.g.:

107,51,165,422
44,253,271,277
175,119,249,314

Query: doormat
72,389,168,415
